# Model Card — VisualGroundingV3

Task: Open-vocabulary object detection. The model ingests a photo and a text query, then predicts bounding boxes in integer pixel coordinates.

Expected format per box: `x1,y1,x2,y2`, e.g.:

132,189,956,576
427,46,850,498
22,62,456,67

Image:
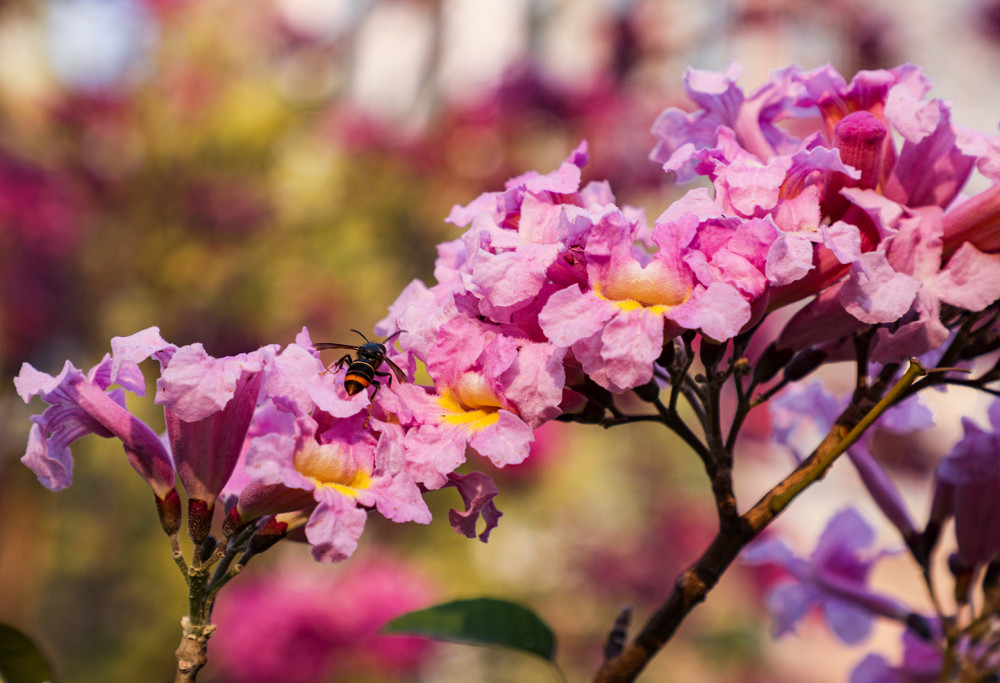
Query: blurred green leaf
383,598,556,661
0,624,55,683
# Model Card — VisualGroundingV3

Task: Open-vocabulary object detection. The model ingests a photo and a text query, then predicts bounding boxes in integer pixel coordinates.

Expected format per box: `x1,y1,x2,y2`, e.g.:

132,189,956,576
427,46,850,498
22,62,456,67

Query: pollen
596,258,690,312
293,441,372,498
438,383,502,430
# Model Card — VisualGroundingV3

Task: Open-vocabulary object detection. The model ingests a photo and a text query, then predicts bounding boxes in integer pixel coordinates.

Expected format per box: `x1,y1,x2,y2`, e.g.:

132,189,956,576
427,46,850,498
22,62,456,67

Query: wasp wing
384,356,408,383
314,342,359,351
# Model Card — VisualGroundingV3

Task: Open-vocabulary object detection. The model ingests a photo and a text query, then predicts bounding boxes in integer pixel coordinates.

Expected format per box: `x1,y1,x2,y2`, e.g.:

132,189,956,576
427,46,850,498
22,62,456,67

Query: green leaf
0,624,55,683
383,598,556,661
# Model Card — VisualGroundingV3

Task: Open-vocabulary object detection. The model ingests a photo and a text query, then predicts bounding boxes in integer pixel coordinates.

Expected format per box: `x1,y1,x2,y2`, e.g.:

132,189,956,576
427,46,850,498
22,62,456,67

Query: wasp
314,329,407,402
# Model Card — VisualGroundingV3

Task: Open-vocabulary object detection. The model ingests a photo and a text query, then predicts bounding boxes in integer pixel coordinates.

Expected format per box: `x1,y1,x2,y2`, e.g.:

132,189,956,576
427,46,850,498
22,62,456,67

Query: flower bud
752,343,795,386
188,498,213,545
199,535,218,564
248,516,288,555
948,552,974,605
222,505,249,539
655,341,675,369
633,379,661,402
155,488,182,536
783,348,828,382
699,339,727,370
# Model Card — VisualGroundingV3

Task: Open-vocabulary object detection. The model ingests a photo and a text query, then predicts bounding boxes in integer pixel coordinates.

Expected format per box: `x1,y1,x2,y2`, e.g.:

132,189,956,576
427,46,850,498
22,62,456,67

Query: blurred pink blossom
211,550,437,683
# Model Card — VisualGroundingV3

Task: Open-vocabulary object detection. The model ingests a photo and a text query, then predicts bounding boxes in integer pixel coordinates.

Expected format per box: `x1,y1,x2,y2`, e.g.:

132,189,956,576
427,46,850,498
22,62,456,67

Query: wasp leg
321,354,355,375
362,378,384,429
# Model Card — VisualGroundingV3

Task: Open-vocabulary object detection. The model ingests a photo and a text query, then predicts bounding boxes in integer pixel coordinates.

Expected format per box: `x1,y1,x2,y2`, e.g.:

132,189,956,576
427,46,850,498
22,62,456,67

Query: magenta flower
443,470,503,542
387,139,773,401
538,205,752,391
16,326,440,561
743,508,910,644
217,398,296,505
389,379,534,490
210,551,436,683
780,202,1000,362
99,327,281,539
441,141,599,324
157,342,277,530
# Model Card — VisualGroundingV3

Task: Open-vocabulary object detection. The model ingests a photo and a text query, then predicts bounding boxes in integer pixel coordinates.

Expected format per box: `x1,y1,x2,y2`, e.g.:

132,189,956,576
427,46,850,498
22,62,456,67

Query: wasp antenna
384,329,405,344
350,329,371,343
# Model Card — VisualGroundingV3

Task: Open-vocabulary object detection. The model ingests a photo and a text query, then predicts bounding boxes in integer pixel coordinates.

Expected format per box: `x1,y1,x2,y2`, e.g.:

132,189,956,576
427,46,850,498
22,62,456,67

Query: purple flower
770,382,930,543
650,63,804,182
850,623,942,683
15,330,175,499
933,399,1000,574
743,508,909,644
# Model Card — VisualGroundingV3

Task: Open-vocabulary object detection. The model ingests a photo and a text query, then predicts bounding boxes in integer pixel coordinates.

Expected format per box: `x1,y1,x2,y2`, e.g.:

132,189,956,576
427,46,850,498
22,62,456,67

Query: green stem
170,534,188,583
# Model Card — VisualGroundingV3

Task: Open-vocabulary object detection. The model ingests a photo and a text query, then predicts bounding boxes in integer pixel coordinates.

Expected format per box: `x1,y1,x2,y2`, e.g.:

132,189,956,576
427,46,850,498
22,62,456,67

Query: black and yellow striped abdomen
344,359,376,395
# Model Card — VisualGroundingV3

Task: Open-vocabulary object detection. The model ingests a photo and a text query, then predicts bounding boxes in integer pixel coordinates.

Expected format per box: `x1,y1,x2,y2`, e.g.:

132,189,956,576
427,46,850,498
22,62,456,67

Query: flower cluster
651,63,1000,363
15,327,437,563
15,60,1000,578
376,62,1000,430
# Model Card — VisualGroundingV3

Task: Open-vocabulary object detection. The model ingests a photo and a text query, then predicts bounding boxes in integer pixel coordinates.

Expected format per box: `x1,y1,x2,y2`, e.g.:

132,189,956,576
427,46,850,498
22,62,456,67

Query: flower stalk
595,358,929,682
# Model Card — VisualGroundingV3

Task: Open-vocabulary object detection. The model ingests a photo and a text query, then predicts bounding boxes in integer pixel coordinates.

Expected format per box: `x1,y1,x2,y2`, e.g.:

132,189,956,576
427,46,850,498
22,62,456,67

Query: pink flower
211,551,437,683
651,62,1000,359
158,342,276,510
239,414,431,563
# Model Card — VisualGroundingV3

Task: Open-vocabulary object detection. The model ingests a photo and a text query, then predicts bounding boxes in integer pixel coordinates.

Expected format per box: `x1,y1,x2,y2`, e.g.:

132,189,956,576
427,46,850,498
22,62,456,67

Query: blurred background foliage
2,0,1000,681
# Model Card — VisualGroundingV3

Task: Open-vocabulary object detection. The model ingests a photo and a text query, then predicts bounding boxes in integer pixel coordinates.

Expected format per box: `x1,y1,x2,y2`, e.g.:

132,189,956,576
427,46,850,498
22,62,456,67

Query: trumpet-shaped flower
392,378,534,491
743,508,909,644
241,414,430,563
933,400,1000,574
157,342,277,508
15,332,175,499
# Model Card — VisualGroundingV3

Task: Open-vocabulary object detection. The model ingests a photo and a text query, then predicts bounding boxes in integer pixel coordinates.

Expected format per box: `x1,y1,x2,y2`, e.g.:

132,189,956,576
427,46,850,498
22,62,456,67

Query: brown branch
593,359,927,683
174,616,214,683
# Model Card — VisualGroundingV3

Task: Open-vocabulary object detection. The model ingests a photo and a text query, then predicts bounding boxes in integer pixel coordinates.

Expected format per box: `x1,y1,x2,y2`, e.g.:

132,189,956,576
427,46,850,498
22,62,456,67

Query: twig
593,359,928,682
